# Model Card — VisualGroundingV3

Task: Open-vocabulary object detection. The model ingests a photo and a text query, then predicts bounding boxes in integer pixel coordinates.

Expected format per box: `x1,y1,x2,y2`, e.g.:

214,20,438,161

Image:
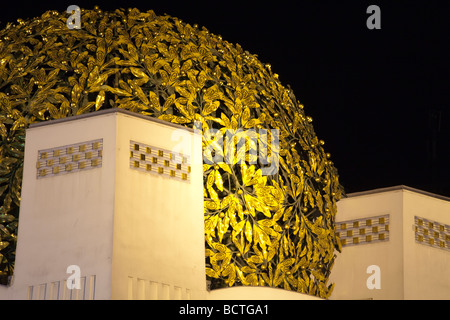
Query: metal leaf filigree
0,7,343,298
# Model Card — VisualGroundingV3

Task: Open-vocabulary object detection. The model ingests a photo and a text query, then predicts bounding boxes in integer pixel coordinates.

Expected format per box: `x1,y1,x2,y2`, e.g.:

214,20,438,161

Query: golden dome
0,7,343,297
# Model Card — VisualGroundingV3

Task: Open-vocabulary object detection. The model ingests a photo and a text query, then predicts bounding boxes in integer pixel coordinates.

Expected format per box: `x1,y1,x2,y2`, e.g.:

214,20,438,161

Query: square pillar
11,109,205,300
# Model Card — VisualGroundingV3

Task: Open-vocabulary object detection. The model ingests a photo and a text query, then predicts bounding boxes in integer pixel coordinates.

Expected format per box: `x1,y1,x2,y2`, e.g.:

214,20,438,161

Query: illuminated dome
0,7,343,298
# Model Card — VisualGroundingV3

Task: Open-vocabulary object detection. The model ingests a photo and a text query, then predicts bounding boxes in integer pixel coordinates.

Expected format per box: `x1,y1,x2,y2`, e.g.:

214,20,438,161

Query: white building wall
329,188,404,300
402,190,450,299
330,186,450,300
110,112,205,300
0,110,206,300
11,112,118,300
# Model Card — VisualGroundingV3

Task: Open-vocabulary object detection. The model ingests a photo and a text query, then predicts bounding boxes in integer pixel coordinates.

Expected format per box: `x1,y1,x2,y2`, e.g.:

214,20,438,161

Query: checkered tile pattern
336,214,390,247
129,140,191,182
414,216,450,251
36,139,103,178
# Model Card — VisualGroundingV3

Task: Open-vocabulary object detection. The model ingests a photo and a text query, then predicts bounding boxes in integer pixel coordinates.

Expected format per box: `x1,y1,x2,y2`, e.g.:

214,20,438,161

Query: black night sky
1,0,449,197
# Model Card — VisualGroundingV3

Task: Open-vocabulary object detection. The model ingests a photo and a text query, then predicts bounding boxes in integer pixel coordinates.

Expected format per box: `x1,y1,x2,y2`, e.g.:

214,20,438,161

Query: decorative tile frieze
129,140,191,182
414,216,450,251
336,214,390,247
36,139,103,178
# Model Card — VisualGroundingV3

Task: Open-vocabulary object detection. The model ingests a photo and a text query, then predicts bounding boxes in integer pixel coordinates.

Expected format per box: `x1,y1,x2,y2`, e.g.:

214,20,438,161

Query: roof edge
28,108,195,133
344,185,450,202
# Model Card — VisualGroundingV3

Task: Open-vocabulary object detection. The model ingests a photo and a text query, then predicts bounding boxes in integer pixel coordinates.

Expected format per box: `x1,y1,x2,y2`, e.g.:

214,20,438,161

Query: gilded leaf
206,267,219,278
241,107,250,126
217,162,232,174
214,170,223,192
202,100,220,116
149,91,161,110
162,94,175,112
130,81,149,105
244,220,252,243
233,220,246,234
95,90,105,110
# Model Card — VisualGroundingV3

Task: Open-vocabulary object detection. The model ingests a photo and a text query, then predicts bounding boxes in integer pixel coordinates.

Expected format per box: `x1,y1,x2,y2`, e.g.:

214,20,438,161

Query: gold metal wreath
0,7,343,298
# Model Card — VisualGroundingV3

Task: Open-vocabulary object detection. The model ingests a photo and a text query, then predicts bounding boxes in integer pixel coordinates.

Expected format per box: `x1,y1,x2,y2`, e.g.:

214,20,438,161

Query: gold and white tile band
414,216,450,251
336,214,390,247
129,140,191,182
36,139,103,178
